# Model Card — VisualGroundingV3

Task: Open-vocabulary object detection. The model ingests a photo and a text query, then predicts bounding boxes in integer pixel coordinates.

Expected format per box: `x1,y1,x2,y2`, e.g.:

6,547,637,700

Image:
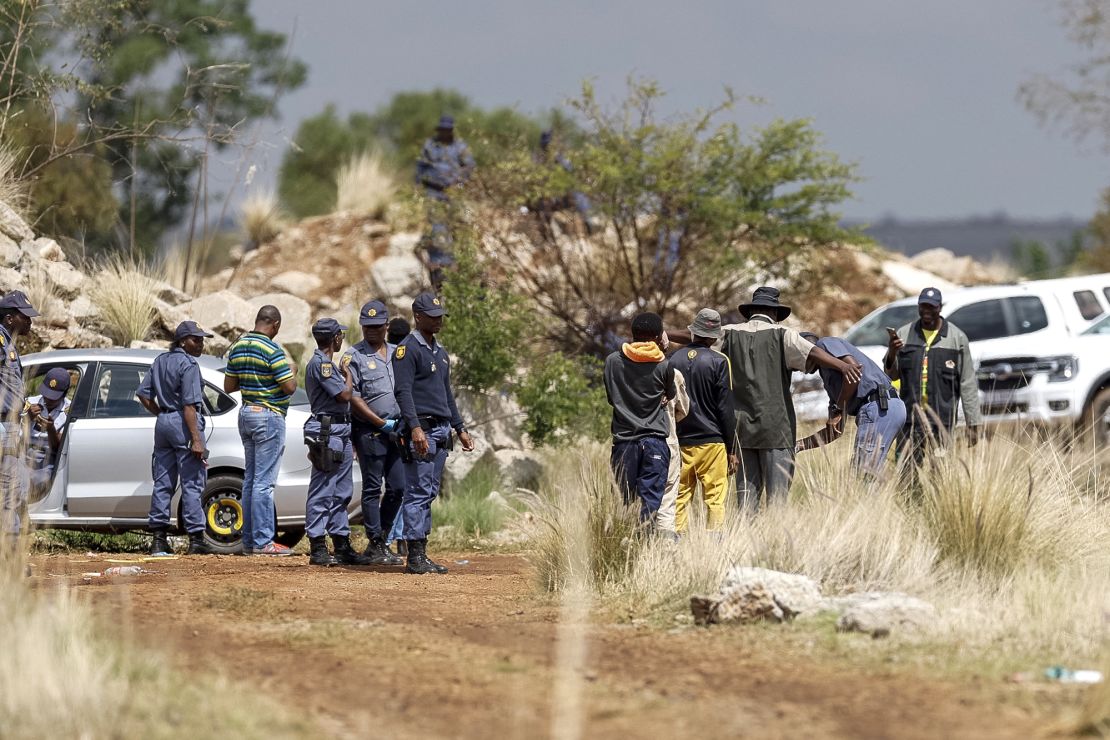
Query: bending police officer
303,318,370,566
342,300,405,566
392,293,474,575
0,290,39,550
136,321,214,556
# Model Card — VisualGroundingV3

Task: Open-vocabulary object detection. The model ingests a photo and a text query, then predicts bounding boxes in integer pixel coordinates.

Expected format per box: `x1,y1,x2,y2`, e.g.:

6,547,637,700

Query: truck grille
977,357,1039,392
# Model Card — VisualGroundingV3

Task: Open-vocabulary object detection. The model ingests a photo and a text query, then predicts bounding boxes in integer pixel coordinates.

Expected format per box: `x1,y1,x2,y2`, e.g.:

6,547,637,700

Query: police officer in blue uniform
137,321,214,556
342,300,406,566
393,292,474,575
0,290,38,549
303,318,371,566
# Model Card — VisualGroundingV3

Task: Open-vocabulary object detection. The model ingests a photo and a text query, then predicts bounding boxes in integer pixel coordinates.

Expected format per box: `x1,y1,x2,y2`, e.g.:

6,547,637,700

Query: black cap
412,292,446,317
359,300,388,326
311,317,347,337
174,320,213,341
918,287,942,307
38,367,71,401
437,115,455,130
0,290,40,317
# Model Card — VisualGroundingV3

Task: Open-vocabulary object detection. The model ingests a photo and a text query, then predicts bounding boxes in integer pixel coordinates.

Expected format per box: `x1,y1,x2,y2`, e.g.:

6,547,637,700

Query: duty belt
864,388,897,403
313,413,350,424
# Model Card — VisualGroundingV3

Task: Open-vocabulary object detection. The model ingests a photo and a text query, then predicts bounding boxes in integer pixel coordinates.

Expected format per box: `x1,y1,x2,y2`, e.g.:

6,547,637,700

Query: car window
202,384,236,415
948,299,1009,342
89,364,149,418
1103,287,1110,309
1010,296,1048,335
23,365,84,403
1074,290,1103,321
845,304,920,347
1082,314,1110,335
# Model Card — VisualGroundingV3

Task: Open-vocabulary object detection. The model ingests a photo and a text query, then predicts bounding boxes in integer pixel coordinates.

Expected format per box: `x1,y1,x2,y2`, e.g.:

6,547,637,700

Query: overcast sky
232,0,1107,221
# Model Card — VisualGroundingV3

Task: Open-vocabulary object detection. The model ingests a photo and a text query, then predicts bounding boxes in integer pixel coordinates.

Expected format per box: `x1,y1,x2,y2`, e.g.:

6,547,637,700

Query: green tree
475,78,861,354
514,353,609,447
1011,238,1053,277
1081,188,1110,272
278,105,378,218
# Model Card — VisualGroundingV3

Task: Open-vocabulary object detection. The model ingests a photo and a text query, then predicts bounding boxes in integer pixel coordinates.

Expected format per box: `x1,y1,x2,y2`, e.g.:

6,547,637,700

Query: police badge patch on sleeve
395,346,406,360
321,362,333,378
341,354,352,368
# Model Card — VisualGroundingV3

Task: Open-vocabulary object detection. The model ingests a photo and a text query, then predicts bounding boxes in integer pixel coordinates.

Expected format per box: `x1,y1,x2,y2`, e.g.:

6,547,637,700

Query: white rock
177,290,256,338
456,388,526,451
39,261,85,299
443,441,492,485
880,259,957,297
369,255,424,302
492,449,543,490
129,339,169,351
41,325,113,350
269,270,322,299
68,294,99,320
151,299,191,339
150,279,192,305
0,233,20,267
363,222,390,238
387,232,421,257
35,237,65,262
834,592,936,638
691,583,782,625
719,567,824,618
250,292,311,360
0,266,23,292
0,201,33,242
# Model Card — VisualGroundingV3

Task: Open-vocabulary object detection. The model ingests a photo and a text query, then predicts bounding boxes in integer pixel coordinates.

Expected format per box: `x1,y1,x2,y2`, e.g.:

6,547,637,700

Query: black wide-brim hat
738,286,791,321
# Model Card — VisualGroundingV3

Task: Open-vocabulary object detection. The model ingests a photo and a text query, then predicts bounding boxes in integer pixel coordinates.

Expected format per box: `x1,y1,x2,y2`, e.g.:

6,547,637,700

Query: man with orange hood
603,312,676,524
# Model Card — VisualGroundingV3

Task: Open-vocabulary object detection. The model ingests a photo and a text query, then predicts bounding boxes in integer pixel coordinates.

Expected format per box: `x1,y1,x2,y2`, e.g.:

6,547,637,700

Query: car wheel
1081,387,1110,449
274,527,305,549
201,474,245,554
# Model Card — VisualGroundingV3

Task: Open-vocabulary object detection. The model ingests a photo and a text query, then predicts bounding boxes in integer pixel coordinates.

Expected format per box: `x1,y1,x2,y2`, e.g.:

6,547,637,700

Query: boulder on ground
68,295,99,321
0,266,23,292
833,592,936,638
493,449,543,490
910,248,1011,286
0,201,33,242
691,583,781,625
41,325,113,350
249,292,311,359
151,299,191,339
150,279,192,306
269,270,322,299
0,233,20,267
387,232,421,257
33,260,85,300
177,290,256,338
370,254,424,302
35,237,65,262
455,388,526,451
444,440,493,484
720,567,825,618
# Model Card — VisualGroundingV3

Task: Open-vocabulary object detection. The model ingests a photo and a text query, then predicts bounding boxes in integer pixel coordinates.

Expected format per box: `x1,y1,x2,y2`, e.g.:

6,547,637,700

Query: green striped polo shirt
225,332,295,414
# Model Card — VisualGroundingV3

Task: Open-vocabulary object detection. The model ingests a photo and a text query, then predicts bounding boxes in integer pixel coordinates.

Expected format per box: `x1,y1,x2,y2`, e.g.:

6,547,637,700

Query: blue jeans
610,437,670,522
853,398,907,475
402,424,450,540
238,405,286,550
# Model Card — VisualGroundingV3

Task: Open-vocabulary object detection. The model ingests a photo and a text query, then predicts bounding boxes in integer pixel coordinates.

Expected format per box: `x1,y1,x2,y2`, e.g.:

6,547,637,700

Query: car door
64,361,158,519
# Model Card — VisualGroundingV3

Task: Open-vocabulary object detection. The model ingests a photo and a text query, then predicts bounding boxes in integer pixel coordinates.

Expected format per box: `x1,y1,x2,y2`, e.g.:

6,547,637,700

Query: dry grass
240,190,287,246
531,432,1110,665
21,267,67,326
0,142,29,217
335,150,397,219
0,561,312,738
88,256,161,345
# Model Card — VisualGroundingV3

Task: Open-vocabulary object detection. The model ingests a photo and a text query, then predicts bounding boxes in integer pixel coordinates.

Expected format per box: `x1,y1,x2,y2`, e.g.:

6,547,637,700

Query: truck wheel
200,474,245,554
1081,387,1110,449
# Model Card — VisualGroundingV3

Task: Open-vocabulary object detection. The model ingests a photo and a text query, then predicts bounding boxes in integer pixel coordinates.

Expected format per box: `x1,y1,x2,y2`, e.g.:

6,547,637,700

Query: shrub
88,256,160,345
515,353,609,447
431,458,512,546
240,190,287,247
335,150,397,219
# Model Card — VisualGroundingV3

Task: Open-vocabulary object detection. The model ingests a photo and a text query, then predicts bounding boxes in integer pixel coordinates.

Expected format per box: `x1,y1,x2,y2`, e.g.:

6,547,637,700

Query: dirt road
34,552,1046,739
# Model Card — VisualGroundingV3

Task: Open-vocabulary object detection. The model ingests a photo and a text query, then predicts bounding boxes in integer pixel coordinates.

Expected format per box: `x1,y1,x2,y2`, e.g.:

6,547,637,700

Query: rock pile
691,566,937,637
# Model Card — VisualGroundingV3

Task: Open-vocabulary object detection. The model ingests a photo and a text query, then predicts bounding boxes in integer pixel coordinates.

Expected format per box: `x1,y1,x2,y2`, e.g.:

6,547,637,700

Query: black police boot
308,536,337,566
331,534,372,565
405,539,447,575
149,529,173,557
363,535,404,566
421,539,449,574
186,533,214,555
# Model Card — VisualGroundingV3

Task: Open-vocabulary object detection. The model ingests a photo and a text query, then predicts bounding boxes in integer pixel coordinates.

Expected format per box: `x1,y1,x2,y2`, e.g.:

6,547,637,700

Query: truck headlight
1042,355,1077,383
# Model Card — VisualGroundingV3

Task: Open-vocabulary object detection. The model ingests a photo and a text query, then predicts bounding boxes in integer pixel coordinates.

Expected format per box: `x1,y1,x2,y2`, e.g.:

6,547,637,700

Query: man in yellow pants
671,309,738,533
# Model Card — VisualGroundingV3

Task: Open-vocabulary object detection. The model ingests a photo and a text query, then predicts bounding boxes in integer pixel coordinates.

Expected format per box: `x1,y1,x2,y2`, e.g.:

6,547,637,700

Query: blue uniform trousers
610,436,670,522
0,421,26,536
148,411,206,533
401,424,450,540
304,423,353,538
852,398,907,475
354,430,406,540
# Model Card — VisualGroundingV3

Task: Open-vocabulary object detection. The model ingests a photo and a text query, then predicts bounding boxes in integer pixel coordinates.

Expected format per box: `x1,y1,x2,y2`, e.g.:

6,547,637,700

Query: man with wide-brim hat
0,290,39,547
720,287,862,511
669,308,736,534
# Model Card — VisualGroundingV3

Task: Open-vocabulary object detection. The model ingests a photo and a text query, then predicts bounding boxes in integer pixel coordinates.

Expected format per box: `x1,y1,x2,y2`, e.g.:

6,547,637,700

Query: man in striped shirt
224,305,298,556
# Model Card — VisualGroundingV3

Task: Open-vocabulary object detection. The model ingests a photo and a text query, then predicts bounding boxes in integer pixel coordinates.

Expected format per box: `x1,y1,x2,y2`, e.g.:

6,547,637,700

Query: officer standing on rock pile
342,300,405,566
303,318,370,567
392,292,473,575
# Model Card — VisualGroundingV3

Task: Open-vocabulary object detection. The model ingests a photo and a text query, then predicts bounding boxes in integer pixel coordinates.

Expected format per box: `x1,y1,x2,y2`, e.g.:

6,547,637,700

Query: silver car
23,348,362,553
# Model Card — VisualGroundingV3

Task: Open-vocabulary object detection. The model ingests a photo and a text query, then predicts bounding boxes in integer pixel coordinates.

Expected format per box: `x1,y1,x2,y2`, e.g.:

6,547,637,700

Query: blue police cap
311,317,347,337
174,320,213,341
39,367,71,401
412,292,446,318
0,289,40,317
437,115,455,130
918,287,942,307
359,300,388,326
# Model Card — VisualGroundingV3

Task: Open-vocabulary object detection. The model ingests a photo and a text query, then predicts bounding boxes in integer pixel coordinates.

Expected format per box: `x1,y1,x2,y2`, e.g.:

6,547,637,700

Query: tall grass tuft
22,267,67,325
88,256,161,346
335,150,396,219
240,190,287,246
0,143,29,216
